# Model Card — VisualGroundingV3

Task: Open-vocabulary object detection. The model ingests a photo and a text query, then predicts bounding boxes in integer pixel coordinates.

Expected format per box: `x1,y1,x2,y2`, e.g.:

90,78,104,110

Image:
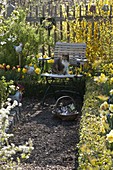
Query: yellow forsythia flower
106,130,113,143
22,68,27,73
35,68,41,74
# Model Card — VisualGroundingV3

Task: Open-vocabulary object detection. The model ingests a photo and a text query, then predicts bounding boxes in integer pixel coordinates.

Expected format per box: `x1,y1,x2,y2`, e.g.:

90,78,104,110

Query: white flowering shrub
0,83,34,169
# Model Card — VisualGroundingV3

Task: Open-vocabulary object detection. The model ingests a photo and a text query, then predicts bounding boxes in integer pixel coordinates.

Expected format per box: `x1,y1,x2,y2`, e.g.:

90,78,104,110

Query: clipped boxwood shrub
77,78,113,170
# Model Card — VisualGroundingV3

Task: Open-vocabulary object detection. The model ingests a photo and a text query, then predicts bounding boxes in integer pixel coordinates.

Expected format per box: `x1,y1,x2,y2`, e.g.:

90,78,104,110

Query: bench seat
54,42,87,66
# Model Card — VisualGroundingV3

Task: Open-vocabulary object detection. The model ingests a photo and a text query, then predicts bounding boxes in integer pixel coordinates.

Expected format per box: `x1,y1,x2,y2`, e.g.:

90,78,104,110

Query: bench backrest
54,42,87,66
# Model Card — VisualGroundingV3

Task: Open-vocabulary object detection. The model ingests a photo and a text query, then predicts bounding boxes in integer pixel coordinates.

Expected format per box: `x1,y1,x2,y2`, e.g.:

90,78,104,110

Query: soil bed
11,96,82,170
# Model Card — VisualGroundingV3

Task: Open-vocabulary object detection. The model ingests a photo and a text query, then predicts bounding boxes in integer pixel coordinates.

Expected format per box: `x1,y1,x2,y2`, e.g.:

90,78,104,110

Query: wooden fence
6,1,113,56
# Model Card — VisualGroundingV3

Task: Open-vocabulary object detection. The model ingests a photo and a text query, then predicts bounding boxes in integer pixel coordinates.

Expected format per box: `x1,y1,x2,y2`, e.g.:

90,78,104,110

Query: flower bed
78,78,113,169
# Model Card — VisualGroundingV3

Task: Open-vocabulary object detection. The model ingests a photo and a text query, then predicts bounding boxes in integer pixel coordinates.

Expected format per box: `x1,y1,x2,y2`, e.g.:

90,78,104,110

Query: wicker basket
52,96,79,120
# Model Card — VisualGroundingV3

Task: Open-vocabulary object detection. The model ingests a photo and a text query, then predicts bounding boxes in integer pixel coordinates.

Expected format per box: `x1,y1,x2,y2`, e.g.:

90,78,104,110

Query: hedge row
78,78,113,170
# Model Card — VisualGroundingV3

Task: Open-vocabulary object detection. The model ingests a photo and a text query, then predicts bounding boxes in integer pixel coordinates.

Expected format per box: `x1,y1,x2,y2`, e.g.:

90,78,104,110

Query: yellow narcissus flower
99,73,108,83
110,77,113,84
35,68,41,74
22,68,27,74
17,68,21,72
109,68,113,75
110,89,113,95
109,104,113,112
100,101,109,111
94,74,108,83
109,63,113,68
106,130,113,143
6,65,10,70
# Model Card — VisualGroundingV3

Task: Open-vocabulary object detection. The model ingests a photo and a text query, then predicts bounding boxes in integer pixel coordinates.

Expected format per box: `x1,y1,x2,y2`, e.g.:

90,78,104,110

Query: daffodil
99,73,108,83
110,77,113,84
110,89,113,95
109,63,113,68
35,68,41,74
106,130,113,143
109,104,113,112
100,101,109,111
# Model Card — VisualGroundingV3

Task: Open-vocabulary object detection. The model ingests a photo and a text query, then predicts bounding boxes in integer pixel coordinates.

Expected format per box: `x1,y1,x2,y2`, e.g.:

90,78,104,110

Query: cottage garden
0,0,113,169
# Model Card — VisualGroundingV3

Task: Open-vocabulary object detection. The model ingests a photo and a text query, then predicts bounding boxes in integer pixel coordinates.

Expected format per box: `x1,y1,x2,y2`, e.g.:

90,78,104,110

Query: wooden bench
54,42,87,66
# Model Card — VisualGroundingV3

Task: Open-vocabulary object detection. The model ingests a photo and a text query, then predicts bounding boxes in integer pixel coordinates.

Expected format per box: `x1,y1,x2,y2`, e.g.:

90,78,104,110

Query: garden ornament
9,84,24,103
14,43,23,53
10,91,22,103
14,43,23,67
25,65,35,74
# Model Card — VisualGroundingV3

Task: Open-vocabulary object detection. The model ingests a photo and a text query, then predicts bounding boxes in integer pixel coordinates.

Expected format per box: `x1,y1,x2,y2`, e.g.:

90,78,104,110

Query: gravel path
11,96,82,170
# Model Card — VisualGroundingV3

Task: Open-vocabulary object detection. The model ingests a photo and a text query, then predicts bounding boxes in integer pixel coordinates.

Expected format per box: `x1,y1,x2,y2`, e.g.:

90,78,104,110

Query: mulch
11,95,82,170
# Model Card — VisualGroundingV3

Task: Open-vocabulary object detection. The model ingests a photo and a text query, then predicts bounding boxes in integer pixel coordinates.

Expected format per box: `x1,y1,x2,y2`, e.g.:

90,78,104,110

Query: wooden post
67,5,70,42
19,53,21,67
54,5,57,45
60,5,63,40
42,5,45,56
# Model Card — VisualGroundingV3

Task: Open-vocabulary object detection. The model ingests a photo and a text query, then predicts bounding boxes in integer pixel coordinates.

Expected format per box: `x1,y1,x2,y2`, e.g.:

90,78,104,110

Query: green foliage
78,79,113,169
0,8,46,67
0,79,34,169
